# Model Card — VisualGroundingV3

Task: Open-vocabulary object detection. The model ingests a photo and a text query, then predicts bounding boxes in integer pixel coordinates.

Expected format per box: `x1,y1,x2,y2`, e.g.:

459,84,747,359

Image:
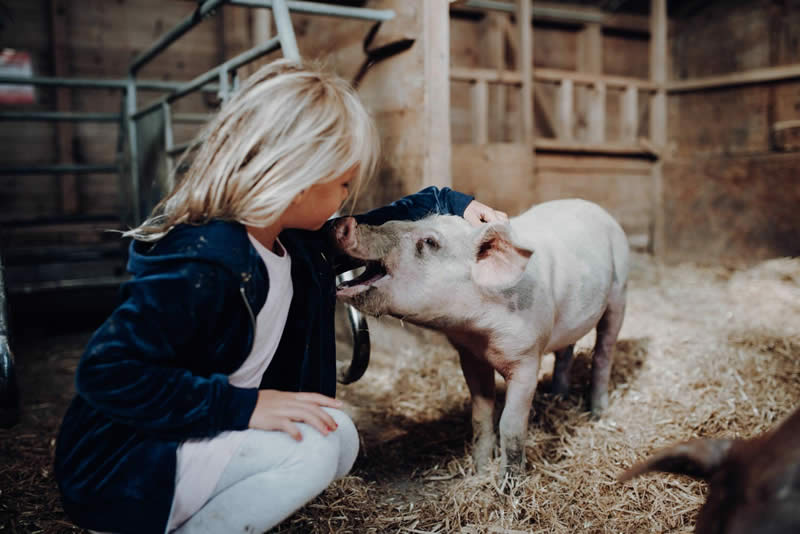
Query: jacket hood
127,220,258,281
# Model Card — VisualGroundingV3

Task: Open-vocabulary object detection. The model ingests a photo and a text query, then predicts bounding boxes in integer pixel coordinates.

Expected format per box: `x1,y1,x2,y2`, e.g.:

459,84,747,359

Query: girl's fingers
294,392,343,408
278,419,303,441
283,404,337,436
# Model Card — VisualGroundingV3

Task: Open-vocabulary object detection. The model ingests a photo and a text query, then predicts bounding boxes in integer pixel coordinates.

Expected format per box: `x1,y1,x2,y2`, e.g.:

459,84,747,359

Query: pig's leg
498,356,540,475
457,348,496,472
590,293,626,416
551,344,575,397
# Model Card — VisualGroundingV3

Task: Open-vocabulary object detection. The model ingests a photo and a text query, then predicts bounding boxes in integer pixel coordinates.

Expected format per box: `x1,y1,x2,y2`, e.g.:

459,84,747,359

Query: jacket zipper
239,286,257,336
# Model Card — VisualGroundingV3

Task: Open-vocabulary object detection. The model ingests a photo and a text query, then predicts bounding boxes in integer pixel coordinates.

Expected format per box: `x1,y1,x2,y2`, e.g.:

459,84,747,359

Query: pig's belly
543,281,610,353
544,304,606,353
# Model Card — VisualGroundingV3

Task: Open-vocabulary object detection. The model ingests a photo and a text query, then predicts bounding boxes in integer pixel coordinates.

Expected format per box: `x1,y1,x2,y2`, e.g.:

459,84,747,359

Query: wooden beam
534,138,656,156
576,22,603,143
620,84,638,143
451,65,656,90
479,12,507,142
557,79,573,141
667,63,800,93
587,81,606,143
49,0,78,215
517,0,534,144
471,79,489,144
424,0,452,188
649,0,667,257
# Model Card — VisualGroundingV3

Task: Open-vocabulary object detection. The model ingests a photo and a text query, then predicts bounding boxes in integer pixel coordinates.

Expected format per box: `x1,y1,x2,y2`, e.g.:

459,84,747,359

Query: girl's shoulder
128,220,258,279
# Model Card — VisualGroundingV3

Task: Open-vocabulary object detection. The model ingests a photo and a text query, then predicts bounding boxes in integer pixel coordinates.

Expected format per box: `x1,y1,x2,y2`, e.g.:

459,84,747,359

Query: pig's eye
416,237,440,255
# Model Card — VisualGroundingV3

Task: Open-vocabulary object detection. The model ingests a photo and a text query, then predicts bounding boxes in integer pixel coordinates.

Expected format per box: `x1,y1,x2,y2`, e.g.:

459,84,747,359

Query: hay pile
281,253,800,533
1,254,798,533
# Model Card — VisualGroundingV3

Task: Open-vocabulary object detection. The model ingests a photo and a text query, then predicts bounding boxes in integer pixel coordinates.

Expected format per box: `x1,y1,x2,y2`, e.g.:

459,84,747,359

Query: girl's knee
321,408,359,479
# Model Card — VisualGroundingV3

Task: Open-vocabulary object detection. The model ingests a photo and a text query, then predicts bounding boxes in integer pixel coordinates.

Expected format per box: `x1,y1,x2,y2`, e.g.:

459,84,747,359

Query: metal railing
1,0,391,382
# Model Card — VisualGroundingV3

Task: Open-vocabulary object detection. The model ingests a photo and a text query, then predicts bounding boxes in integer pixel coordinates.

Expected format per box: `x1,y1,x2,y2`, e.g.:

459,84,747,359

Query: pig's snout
333,216,358,252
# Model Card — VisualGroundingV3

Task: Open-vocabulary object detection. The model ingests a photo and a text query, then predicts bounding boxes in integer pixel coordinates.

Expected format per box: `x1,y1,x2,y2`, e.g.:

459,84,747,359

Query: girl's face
283,168,357,231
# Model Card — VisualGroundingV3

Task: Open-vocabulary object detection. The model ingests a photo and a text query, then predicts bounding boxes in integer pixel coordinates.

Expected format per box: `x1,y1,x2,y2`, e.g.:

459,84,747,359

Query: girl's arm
74,262,257,440
353,186,474,226
353,186,508,227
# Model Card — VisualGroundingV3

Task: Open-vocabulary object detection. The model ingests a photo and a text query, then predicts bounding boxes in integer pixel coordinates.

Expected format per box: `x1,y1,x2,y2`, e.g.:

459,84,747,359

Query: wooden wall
448,9,654,246
663,0,800,264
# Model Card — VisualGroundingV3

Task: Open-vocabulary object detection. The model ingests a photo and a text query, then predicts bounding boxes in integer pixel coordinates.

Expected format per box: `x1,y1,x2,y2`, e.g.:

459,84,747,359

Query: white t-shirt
167,235,293,531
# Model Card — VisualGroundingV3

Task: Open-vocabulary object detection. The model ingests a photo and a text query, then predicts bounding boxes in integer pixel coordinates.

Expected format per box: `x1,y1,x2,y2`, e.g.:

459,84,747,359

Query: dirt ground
1,252,799,533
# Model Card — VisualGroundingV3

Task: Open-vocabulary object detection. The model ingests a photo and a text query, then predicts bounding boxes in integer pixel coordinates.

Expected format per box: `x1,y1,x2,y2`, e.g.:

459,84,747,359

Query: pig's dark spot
501,276,534,312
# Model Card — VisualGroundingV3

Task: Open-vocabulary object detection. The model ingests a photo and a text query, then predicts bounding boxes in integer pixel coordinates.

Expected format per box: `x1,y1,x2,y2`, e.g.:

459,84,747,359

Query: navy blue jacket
54,187,473,534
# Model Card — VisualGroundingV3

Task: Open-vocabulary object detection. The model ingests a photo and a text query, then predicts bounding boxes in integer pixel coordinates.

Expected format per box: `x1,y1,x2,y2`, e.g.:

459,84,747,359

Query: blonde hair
125,58,379,241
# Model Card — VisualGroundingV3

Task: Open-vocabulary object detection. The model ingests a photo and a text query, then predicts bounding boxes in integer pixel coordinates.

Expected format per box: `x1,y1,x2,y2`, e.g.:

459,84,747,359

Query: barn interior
1,1,799,532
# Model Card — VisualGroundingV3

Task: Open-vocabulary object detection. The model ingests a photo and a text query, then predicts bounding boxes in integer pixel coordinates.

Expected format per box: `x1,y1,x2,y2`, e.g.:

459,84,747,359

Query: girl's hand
463,200,509,226
249,389,343,441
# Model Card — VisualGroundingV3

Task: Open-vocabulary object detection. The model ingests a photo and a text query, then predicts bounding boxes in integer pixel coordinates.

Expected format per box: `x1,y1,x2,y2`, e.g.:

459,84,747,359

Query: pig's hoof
590,394,608,419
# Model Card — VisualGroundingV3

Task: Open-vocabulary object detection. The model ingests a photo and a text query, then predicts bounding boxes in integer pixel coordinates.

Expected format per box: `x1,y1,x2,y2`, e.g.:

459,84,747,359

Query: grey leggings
170,408,359,533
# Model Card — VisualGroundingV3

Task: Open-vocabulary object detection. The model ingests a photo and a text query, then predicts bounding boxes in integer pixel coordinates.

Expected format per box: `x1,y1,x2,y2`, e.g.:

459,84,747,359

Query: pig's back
511,199,629,349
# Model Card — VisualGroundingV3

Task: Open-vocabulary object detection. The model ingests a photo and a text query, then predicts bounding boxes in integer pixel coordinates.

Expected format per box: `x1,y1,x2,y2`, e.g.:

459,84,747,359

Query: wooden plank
534,138,656,156
621,84,638,143
479,11,507,142
649,0,667,257
576,22,602,143
450,66,656,90
587,81,606,143
517,0,534,144
667,63,800,93
471,79,489,144
557,79,573,141
49,0,78,215
424,0,452,188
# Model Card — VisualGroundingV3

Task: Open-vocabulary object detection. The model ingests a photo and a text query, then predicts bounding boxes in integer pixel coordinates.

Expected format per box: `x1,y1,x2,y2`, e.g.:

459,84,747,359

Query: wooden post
49,0,78,215
587,81,606,143
479,12,507,142
557,79,574,141
650,0,667,256
576,22,603,143
424,0,452,188
621,84,638,143
517,0,534,145
471,79,489,144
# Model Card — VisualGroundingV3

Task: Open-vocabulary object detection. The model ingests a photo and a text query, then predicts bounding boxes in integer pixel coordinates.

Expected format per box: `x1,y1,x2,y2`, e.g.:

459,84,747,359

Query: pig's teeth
337,283,371,297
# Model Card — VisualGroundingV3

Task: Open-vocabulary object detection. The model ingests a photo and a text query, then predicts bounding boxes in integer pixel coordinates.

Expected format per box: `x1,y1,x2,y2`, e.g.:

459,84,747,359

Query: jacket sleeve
354,186,474,226
74,261,258,440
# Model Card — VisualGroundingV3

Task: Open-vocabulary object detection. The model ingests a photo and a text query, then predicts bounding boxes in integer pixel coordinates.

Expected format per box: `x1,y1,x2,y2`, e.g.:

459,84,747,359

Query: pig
618,405,800,534
332,199,629,474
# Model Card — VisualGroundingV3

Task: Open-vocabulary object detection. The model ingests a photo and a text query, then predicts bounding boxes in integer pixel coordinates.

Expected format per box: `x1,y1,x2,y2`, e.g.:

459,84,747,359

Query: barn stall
0,0,799,532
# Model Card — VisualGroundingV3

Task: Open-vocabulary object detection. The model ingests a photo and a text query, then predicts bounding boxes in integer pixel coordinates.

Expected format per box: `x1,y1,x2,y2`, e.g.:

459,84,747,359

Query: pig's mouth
336,260,390,297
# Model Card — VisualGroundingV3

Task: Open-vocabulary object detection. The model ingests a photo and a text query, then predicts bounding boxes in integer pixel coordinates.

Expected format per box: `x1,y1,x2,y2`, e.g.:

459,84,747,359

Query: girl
54,59,506,534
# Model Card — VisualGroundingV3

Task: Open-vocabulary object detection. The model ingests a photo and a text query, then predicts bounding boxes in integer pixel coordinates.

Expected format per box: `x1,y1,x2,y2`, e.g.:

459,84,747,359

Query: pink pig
333,199,629,474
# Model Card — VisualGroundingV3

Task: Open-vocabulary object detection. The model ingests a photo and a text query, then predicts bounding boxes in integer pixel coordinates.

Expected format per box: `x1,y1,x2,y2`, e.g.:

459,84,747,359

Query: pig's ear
618,438,734,483
470,223,533,289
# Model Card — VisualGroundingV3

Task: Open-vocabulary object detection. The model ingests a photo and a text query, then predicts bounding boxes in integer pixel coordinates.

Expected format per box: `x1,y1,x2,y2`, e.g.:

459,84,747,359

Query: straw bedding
2,253,798,533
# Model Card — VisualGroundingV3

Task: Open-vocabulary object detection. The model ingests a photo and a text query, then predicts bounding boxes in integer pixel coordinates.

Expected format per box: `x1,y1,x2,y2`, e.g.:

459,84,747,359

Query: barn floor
2,253,799,534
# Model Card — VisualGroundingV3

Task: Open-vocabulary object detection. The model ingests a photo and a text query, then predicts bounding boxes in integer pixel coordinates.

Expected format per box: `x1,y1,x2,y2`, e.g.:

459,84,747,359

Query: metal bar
272,0,301,62
133,36,281,120
458,0,604,24
129,0,227,75
0,164,119,175
218,68,231,102
0,214,119,227
0,111,120,122
8,275,131,295
173,113,214,123
126,77,141,223
229,0,395,21
0,75,219,93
